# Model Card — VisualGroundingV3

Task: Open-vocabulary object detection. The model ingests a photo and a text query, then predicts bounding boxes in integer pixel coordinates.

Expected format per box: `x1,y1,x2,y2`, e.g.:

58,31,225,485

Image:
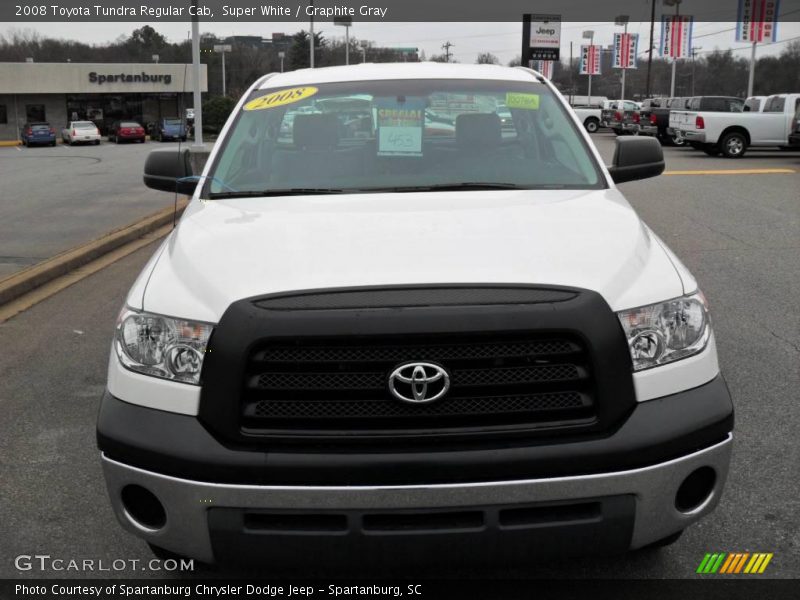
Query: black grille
240,334,596,438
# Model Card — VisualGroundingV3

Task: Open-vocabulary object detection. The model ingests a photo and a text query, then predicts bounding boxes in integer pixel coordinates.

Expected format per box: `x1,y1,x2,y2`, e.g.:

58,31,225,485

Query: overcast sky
2,20,799,65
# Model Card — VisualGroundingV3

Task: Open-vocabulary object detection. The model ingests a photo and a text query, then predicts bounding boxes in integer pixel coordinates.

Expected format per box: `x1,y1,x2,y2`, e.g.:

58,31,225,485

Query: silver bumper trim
101,434,732,563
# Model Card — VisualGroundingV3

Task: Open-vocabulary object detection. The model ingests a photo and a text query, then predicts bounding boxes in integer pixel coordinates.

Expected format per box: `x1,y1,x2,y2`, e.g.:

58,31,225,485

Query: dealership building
0,62,207,141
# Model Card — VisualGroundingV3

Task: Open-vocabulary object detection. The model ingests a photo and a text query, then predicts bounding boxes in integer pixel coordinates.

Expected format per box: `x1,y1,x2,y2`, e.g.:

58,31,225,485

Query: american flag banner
661,15,694,58
612,33,639,69
537,60,554,79
736,0,780,43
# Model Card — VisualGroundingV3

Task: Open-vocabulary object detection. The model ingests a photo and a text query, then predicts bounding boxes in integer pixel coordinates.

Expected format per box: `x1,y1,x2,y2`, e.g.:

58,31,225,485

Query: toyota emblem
388,362,450,404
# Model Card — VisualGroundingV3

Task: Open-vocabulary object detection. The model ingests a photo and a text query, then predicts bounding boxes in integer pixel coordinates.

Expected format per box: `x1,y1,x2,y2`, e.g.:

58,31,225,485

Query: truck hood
135,189,685,323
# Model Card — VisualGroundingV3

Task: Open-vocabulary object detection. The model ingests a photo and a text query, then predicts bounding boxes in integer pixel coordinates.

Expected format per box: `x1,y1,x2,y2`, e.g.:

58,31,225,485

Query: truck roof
257,62,538,90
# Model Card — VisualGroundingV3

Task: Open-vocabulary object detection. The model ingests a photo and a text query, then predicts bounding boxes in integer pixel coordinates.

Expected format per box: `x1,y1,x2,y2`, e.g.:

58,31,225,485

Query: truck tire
720,131,747,158
584,118,599,134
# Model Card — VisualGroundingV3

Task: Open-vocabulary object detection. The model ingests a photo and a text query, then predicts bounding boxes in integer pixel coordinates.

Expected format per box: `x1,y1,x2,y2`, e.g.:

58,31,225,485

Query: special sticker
243,86,319,111
505,92,540,110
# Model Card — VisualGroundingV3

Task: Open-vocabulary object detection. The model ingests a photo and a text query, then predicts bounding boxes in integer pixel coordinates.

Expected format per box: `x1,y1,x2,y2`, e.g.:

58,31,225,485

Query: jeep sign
523,13,561,62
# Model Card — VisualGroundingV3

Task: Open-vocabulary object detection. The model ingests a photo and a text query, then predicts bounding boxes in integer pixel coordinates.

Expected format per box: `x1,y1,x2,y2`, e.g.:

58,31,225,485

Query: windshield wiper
208,188,346,199
374,182,527,193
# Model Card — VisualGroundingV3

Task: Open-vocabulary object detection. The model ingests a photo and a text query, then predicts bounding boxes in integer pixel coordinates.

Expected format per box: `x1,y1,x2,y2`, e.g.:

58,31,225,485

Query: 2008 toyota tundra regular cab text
97,63,733,566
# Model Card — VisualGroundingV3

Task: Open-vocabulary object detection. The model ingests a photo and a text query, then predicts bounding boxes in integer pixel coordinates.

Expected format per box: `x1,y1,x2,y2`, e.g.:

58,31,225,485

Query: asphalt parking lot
0,132,797,579
0,139,184,279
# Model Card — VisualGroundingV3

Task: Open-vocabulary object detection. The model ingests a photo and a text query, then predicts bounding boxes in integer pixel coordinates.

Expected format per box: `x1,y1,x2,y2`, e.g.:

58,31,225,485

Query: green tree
202,96,236,133
288,30,326,70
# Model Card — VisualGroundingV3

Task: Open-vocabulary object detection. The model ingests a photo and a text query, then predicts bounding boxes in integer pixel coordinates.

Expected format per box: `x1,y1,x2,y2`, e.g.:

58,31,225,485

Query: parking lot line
663,168,796,176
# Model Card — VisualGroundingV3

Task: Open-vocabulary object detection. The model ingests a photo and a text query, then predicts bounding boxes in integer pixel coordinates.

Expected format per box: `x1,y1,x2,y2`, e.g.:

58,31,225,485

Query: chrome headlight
616,291,711,371
114,307,213,385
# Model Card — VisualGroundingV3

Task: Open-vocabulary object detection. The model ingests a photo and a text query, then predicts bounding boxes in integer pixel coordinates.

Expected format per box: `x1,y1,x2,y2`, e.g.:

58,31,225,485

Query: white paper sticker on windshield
376,98,425,157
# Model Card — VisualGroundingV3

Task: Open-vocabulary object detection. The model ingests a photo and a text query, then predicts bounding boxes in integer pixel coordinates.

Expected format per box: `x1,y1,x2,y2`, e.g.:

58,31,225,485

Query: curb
0,140,21,147
0,199,188,307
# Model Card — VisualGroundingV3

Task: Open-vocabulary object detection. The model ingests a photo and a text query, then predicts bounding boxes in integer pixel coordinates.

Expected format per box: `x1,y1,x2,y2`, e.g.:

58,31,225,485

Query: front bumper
102,435,732,565
98,375,733,564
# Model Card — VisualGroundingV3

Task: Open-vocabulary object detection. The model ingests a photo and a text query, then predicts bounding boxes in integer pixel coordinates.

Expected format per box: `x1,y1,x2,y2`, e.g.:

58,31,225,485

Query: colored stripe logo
697,553,773,574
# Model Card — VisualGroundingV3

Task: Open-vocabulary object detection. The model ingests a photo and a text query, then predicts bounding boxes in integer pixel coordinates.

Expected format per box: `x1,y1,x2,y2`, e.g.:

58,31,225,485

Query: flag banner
579,45,602,75
661,15,694,58
736,0,780,43
536,60,555,78
612,33,639,69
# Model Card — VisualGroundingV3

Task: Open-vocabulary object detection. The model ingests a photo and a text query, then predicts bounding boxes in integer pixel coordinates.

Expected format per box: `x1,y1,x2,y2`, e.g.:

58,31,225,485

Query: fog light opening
675,467,717,513
121,484,167,531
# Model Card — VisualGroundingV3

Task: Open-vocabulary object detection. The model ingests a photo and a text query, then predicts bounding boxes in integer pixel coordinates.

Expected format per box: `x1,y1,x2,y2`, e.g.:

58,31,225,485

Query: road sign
579,45,602,75
334,16,353,27
613,33,639,69
661,15,693,58
523,14,561,61
213,44,232,52
736,0,780,43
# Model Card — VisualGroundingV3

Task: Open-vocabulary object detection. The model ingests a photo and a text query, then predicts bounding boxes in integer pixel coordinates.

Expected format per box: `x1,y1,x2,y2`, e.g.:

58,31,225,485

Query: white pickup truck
673,93,800,158
571,105,602,133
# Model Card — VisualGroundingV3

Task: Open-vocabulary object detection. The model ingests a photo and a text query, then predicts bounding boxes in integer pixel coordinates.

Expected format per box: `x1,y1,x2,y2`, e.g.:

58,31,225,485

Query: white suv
98,63,733,566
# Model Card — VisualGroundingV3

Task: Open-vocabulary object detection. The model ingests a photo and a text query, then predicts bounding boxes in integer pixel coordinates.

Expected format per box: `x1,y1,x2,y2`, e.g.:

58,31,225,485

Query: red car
108,120,146,144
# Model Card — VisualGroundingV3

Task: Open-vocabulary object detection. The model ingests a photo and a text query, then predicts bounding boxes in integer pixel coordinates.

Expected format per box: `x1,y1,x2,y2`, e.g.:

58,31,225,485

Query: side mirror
143,148,197,194
608,137,665,184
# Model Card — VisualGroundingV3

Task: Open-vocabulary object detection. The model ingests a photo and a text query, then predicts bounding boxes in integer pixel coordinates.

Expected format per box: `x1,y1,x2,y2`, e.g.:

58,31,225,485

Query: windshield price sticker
506,93,540,110
376,98,425,157
244,86,318,111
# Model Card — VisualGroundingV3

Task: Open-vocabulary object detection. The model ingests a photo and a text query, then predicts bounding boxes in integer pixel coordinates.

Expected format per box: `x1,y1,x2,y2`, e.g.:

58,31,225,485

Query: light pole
334,16,353,65
582,30,594,106
191,0,203,146
309,0,315,68
278,51,285,73
664,0,682,97
360,41,367,63
152,54,159,64
213,44,231,96
615,15,629,100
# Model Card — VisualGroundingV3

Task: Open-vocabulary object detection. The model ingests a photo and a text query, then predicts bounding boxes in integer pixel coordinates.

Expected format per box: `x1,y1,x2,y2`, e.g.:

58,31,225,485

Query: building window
0,105,7,124
26,104,46,122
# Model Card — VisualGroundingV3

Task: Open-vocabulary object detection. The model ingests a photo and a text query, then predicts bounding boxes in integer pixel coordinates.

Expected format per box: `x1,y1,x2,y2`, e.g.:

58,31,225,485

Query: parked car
108,121,146,144
788,102,800,147
20,122,56,146
662,97,691,145
669,96,744,151
572,105,602,133
99,63,733,566
601,100,641,135
744,96,767,113
634,99,665,138
152,118,187,142
675,93,800,157
61,120,101,145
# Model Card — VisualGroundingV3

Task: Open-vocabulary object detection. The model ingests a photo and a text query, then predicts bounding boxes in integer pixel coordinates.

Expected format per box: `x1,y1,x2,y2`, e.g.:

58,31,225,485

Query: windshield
74,121,95,129
164,119,182,126
204,79,603,198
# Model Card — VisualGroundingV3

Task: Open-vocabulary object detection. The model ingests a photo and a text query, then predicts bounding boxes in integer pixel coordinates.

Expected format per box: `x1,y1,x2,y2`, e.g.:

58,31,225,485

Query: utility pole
569,41,574,104
646,0,655,98
441,41,454,62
